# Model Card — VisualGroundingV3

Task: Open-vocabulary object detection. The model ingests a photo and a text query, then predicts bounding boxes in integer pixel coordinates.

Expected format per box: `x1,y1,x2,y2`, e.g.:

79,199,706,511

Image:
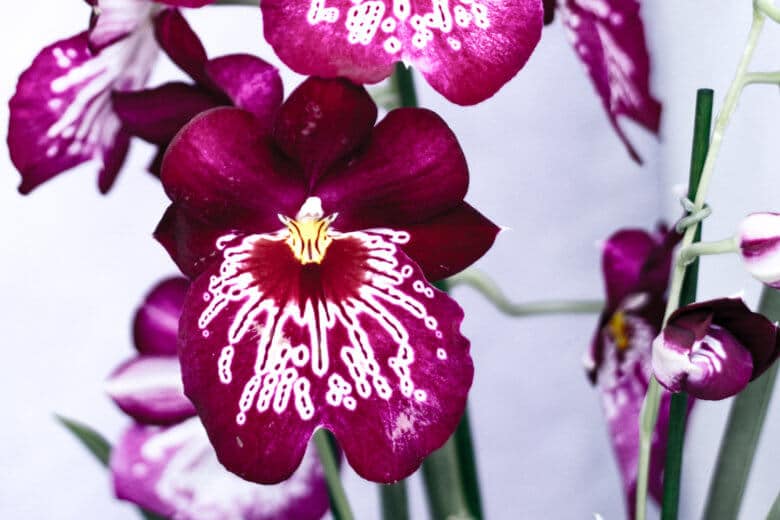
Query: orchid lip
277,197,339,265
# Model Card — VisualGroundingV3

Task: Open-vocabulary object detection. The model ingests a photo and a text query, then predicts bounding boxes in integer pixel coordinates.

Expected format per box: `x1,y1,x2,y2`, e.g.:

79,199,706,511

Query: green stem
446,270,603,317
454,408,484,519
392,63,419,108
662,87,714,520
768,493,780,520
756,0,780,23
380,482,410,520
636,8,767,517
744,71,780,84
650,88,713,520
314,430,354,520
421,438,474,520
703,288,780,520
211,0,259,5
677,237,738,266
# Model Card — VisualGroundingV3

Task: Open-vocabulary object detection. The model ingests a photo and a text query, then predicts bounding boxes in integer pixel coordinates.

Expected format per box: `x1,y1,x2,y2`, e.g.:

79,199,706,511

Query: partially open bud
652,298,780,400
739,212,780,288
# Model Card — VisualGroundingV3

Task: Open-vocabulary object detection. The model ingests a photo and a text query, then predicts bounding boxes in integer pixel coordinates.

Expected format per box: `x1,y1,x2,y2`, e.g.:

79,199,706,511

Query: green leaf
56,414,111,467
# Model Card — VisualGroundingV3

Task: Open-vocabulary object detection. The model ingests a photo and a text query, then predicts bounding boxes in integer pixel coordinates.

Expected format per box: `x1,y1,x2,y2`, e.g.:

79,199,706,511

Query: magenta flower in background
113,8,282,174
555,0,662,162
7,0,216,193
107,277,330,520
156,77,498,483
260,0,544,105
586,225,682,518
653,297,780,400
738,212,780,288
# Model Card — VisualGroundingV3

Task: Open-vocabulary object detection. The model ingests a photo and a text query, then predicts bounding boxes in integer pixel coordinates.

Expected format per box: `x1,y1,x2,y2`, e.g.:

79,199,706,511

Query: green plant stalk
421,438,474,520
635,9,766,519
660,88,713,520
380,482,410,520
314,429,354,520
212,0,259,6
704,288,780,520
767,479,780,520
393,63,419,108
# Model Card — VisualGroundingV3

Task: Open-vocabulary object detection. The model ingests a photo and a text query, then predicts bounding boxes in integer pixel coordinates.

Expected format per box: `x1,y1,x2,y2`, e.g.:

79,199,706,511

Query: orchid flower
653,297,780,400
551,0,662,162
586,225,682,518
7,0,213,193
107,277,330,520
155,77,499,483
259,0,544,105
738,212,780,288
113,8,282,174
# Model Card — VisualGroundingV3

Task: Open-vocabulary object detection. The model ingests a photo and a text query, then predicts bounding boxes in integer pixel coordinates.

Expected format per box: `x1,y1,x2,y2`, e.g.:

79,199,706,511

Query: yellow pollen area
608,311,631,351
282,215,334,265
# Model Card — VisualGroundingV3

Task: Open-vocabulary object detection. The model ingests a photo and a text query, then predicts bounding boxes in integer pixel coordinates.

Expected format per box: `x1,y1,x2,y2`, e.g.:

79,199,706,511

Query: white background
2,1,780,519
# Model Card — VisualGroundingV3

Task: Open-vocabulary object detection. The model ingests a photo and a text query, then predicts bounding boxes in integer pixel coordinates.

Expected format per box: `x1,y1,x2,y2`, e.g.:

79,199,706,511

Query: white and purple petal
87,0,162,51
261,0,543,105
560,0,661,161
738,212,780,289
107,356,196,425
178,211,473,483
111,419,329,520
134,277,189,356
8,27,158,193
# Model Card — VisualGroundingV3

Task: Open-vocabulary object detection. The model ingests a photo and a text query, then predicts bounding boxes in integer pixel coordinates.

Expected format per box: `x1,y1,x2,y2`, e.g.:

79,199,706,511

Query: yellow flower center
608,311,631,351
279,196,337,265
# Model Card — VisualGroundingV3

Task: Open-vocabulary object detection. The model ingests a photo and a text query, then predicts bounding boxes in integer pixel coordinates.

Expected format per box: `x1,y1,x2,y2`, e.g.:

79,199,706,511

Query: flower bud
652,298,780,400
738,212,780,288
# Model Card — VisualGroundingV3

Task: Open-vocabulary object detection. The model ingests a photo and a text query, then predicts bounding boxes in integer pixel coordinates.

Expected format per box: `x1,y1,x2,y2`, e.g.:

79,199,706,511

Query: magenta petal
261,0,543,105
179,223,472,483
8,30,157,193
738,213,780,288
134,277,189,356
401,202,499,281
154,8,208,83
111,420,329,520
154,205,229,279
273,78,376,183
107,356,196,425
113,82,221,145
205,54,283,127
87,0,159,51
561,0,662,162
316,108,468,230
160,107,307,233
158,0,217,6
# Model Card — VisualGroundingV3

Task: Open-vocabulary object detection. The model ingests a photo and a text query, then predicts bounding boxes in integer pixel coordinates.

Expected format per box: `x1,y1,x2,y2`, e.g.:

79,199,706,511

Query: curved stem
677,236,739,266
314,430,354,520
635,10,767,520
445,270,603,317
756,0,780,23
745,71,780,84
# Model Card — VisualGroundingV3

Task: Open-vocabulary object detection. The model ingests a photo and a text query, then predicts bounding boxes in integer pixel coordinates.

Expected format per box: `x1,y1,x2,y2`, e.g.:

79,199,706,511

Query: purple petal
107,356,196,425
111,420,329,520
739,212,780,289
113,82,221,145
87,0,160,51
158,0,217,6
154,205,229,279
179,213,472,483
205,54,283,127
593,310,686,516
273,77,376,184
154,8,209,83
561,0,662,162
160,107,306,236
315,108,468,231
400,202,499,281
134,277,189,356
261,0,543,105
8,30,157,193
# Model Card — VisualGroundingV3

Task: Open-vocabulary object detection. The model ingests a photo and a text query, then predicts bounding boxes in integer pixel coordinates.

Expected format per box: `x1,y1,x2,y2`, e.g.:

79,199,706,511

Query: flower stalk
703,287,780,519
380,482,409,520
212,0,259,6
314,430,354,520
677,237,739,266
637,7,768,518
447,269,603,317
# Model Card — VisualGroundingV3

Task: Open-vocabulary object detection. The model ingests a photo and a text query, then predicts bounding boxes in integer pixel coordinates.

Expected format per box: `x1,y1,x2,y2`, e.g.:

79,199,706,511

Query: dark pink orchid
653,297,780,400
156,77,498,483
7,0,216,194
555,0,662,162
738,212,780,288
107,277,330,520
113,9,282,174
260,0,544,105
586,225,682,519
